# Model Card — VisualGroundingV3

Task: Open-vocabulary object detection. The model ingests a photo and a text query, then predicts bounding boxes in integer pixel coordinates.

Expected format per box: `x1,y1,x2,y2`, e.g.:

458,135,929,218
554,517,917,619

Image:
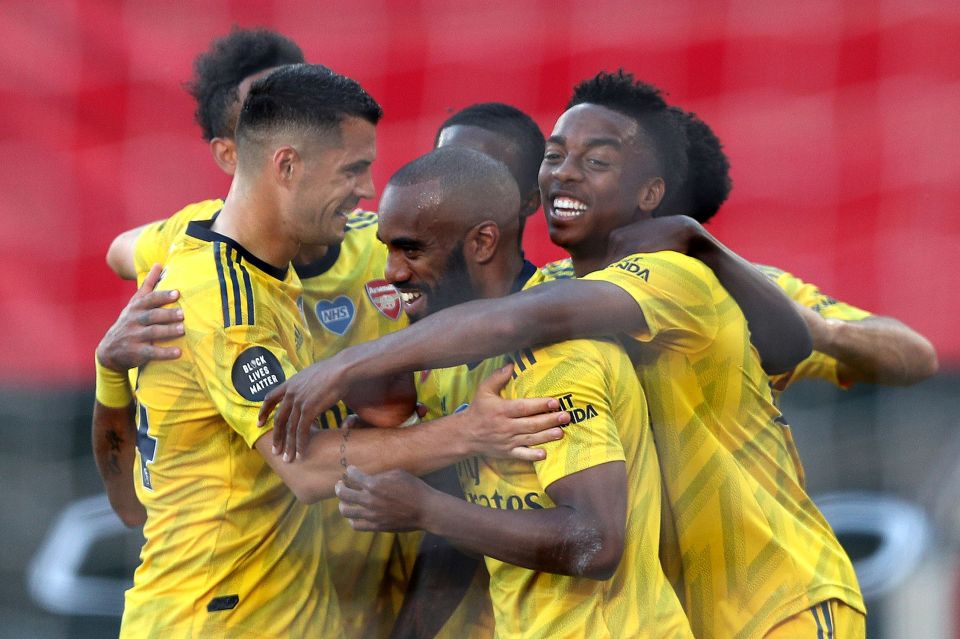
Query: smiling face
539,103,662,257
287,116,377,247
377,181,477,322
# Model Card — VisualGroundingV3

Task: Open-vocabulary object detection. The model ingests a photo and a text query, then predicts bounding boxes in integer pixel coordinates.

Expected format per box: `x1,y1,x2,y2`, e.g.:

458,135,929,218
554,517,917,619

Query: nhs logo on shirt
315,296,356,336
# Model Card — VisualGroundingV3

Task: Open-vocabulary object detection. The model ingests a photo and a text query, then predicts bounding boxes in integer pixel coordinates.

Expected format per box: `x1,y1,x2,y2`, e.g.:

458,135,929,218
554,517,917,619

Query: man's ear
519,188,542,219
210,138,238,176
637,177,665,213
272,146,300,186
466,221,501,265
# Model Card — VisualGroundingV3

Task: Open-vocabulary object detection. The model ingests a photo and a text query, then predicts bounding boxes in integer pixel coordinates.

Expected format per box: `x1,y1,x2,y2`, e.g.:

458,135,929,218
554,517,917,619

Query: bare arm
262,278,644,459
338,461,627,580
91,401,146,527
389,466,480,639
606,215,812,374
798,306,938,386
106,224,152,280
255,365,569,502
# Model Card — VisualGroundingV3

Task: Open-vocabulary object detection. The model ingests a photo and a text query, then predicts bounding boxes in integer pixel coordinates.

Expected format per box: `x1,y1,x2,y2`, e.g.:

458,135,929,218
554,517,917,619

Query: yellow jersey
759,264,872,396
131,203,412,639
122,219,342,638
584,251,864,638
431,262,690,638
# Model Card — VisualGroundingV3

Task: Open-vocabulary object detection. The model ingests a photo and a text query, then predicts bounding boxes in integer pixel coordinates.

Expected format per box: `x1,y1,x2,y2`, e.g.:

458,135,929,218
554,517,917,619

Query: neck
213,176,299,269
476,250,526,300
567,238,610,277
294,243,330,266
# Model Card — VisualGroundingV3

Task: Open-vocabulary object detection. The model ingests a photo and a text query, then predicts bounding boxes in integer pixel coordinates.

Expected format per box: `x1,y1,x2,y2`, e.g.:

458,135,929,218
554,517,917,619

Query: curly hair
671,107,732,223
567,70,689,213
186,27,305,141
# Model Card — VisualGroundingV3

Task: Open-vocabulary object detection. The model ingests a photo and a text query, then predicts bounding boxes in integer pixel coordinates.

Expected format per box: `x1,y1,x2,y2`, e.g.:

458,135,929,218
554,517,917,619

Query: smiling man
337,145,692,638
264,70,864,638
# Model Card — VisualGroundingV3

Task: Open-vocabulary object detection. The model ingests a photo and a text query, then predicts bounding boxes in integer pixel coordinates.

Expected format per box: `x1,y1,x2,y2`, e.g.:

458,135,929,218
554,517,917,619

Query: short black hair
388,146,519,228
237,64,382,147
671,107,732,223
186,27,305,141
435,103,545,196
567,70,689,214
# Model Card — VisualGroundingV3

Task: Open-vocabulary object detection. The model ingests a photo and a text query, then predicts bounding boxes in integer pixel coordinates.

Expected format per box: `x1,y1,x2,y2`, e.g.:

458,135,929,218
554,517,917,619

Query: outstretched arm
606,215,812,374
257,366,569,501
798,306,938,386
262,278,644,459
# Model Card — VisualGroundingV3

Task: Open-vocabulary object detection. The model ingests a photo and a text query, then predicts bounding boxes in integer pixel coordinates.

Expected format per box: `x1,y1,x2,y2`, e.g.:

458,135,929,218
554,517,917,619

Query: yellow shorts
765,599,866,638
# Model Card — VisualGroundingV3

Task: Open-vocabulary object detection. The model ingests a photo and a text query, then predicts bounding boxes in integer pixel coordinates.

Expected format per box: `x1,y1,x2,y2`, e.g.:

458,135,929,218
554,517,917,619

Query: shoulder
345,208,379,232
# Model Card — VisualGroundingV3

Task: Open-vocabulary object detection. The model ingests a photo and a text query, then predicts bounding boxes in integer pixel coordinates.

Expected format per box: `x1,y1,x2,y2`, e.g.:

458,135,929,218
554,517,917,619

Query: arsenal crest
365,279,402,320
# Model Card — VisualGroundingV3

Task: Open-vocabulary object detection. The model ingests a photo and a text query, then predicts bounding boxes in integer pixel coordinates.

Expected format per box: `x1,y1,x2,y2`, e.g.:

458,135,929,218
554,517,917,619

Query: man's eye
543,151,563,162
586,157,609,168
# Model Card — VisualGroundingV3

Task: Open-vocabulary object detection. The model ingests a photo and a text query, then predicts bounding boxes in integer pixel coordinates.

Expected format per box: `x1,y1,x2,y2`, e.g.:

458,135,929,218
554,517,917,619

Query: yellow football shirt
122,219,342,638
584,251,864,639
131,205,412,639
430,262,689,638
758,265,872,395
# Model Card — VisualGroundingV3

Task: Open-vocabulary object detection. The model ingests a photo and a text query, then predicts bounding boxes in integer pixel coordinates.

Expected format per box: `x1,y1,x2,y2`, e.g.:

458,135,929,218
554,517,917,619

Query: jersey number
136,403,158,491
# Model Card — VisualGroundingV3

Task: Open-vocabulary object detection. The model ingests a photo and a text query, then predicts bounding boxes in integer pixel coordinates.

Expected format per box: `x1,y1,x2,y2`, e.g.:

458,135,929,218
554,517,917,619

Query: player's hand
336,465,430,532
458,363,569,461
96,264,184,371
605,215,701,265
259,357,349,462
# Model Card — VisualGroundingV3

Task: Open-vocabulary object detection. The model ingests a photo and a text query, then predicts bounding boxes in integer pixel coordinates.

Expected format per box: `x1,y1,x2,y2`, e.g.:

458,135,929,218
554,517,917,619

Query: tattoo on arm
106,430,124,476
339,427,352,478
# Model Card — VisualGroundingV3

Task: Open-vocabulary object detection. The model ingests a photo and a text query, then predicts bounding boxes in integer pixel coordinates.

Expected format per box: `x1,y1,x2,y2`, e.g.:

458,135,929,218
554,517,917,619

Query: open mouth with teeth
399,290,422,305
551,196,588,219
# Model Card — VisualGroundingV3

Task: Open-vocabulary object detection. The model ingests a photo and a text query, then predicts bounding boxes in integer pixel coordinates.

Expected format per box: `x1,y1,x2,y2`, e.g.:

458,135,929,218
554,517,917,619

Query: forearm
338,281,642,385
278,414,473,501
420,488,612,579
817,316,938,385
688,228,812,374
91,401,146,527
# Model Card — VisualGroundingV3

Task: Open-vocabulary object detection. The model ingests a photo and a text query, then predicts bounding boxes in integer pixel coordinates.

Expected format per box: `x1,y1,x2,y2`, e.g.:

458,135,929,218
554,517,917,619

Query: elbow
765,314,813,376
571,527,624,581
118,509,146,528
913,338,939,382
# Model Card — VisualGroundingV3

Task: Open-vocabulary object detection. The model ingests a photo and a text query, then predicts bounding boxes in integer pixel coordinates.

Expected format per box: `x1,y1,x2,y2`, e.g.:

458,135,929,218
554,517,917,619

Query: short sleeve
759,264,872,322
760,264,869,389
583,251,720,353
193,324,300,448
510,344,625,491
134,200,223,283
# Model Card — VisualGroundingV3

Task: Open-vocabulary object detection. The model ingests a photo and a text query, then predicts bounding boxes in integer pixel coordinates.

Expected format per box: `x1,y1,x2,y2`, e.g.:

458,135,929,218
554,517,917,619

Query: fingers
135,294,182,321
282,403,302,462
260,386,282,427
143,322,185,342
138,264,164,293
138,344,182,362
501,395,562,419
506,446,548,462
511,425,565,447
476,363,515,397
294,410,313,462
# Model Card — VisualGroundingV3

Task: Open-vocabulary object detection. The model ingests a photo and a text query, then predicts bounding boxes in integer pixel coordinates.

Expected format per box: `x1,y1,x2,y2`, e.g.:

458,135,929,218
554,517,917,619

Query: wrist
95,355,134,408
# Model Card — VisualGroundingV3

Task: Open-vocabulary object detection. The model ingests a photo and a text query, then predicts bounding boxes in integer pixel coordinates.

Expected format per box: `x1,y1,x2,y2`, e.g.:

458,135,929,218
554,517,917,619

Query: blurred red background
2,0,958,385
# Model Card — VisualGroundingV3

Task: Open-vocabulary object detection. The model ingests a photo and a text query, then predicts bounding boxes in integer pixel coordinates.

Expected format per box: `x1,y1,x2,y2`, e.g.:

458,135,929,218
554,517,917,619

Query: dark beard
421,242,476,319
